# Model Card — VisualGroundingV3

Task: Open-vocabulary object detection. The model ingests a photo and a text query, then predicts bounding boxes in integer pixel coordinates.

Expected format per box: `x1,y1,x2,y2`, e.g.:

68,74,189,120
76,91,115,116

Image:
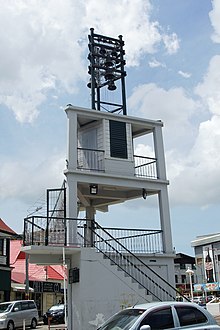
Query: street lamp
186,267,194,301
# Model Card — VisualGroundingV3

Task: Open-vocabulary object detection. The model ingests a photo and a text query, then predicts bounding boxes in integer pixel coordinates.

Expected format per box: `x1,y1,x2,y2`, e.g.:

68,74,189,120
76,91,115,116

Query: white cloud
162,32,180,54
195,55,220,116
127,77,220,208
82,0,161,66
168,115,220,206
0,0,180,123
149,58,166,68
128,83,200,151
209,0,220,43
0,154,65,202
178,70,191,79
0,0,85,123
83,0,180,66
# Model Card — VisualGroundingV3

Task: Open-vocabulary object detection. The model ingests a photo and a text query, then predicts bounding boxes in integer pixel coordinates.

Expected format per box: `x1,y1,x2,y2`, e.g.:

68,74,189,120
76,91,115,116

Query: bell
111,50,118,58
99,47,106,56
108,81,117,91
104,68,115,81
105,56,114,67
87,78,97,88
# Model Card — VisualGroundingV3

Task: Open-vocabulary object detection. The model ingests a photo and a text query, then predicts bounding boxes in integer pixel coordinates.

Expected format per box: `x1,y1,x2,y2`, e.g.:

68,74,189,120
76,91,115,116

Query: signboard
69,268,80,284
31,281,61,293
203,245,215,283
194,283,219,292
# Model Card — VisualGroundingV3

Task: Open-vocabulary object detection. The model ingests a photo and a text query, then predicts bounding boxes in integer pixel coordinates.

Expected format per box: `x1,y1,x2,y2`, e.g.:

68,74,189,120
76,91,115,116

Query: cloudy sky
1,0,220,255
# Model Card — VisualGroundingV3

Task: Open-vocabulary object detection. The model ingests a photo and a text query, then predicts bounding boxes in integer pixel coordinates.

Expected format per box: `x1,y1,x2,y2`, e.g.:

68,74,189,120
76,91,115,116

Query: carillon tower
23,28,176,330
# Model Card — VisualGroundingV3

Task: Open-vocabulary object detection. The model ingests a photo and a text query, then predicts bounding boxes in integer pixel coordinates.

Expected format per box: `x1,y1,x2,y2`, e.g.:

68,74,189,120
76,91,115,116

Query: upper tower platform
64,104,169,213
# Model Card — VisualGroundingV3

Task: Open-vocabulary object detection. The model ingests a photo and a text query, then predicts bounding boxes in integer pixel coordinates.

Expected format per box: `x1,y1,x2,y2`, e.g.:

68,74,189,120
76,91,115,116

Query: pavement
37,321,67,330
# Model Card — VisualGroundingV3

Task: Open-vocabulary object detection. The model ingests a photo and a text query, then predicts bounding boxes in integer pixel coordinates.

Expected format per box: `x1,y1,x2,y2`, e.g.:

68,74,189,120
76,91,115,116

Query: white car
97,301,220,330
0,300,38,330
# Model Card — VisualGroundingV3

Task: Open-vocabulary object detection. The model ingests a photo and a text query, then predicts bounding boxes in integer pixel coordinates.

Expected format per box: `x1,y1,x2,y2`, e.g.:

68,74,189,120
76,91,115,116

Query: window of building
180,264,186,269
181,275,186,283
0,239,6,256
175,275,178,284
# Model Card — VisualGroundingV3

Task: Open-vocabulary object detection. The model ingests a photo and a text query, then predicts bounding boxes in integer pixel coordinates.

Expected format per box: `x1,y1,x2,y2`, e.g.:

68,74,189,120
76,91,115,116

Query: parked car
192,296,206,307
0,300,38,330
43,304,65,325
97,301,220,330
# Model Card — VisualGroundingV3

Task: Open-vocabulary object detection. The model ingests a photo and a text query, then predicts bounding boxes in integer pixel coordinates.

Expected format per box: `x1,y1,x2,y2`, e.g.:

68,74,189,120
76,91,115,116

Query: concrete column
66,175,78,246
84,206,96,247
66,109,77,170
153,125,167,180
158,186,173,254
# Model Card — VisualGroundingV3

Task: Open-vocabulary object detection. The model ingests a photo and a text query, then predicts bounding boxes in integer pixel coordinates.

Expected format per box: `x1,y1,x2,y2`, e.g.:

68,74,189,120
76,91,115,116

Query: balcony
77,148,157,179
23,216,163,254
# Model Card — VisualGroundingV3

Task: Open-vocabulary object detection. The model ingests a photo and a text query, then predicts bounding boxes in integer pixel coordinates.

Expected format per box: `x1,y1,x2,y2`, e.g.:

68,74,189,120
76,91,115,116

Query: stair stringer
93,249,153,305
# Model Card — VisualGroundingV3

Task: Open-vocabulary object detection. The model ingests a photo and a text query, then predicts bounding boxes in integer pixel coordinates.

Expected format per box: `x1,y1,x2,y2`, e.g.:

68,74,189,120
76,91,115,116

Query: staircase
78,220,187,303
24,213,188,303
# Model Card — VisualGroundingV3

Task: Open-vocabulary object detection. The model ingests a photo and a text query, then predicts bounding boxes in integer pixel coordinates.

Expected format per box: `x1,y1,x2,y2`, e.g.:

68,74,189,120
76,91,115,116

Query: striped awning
11,283,34,292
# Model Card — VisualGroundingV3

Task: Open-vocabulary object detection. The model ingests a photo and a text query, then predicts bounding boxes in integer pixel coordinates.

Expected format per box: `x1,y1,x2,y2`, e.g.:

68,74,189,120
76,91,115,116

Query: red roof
10,240,65,283
0,218,16,235
10,240,24,264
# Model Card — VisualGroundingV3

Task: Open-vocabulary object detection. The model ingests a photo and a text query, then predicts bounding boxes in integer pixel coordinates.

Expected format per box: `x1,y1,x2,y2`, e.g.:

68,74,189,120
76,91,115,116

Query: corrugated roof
10,240,24,265
0,218,17,235
10,240,65,283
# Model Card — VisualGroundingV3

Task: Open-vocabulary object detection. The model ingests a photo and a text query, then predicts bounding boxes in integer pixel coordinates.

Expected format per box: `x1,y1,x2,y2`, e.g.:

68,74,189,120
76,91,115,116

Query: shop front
30,281,64,316
0,268,11,302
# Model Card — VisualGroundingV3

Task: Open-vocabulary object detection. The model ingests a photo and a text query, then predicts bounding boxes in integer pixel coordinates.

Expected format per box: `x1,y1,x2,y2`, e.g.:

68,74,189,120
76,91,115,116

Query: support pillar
84,206,96,247
66,176,78,246
158,186,173,254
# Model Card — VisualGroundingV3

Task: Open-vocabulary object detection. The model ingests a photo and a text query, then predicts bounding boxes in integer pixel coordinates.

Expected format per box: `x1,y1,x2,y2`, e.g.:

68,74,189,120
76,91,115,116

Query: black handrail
90,221,190,303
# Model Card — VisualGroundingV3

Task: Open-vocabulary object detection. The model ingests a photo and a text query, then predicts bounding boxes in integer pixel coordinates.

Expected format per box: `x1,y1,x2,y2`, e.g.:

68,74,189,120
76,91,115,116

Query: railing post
83,223,87,247
31,217,34,245
90,220,95,247
23,219,26,246
45,217,49,246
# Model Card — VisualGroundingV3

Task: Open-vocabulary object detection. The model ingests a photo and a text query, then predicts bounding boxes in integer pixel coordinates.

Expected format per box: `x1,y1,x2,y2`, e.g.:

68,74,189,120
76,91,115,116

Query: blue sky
1,0,220,255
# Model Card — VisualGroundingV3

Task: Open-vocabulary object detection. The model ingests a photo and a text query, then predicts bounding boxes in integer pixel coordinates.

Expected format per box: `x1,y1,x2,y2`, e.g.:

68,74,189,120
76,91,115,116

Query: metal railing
88,226,163,254
23,216,188,302
77,148,104,172
87,221,185,302
23,217,162,253
77,148,157,179
134,155,157,179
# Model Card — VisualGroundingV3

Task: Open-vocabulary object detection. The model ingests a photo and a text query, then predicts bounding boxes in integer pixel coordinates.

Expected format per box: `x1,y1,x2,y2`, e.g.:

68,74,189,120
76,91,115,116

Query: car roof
0,300,35,304
128,301,205,310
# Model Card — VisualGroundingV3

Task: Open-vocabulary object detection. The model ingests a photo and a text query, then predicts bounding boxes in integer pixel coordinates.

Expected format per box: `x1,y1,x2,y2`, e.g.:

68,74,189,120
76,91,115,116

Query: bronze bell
105,56,114,67
99,47,106,55
87,78,97,88
108,81,117,91
104,68,115,81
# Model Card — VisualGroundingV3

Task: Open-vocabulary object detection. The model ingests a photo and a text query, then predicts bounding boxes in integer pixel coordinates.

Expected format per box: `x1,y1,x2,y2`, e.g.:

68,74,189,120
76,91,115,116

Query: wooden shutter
109,120,128,159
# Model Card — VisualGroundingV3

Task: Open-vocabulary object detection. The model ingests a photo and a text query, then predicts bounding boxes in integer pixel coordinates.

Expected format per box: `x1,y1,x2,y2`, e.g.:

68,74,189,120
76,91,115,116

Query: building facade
174,253,196,297
0,218,17,302
10,239,65,316
192,234,220,295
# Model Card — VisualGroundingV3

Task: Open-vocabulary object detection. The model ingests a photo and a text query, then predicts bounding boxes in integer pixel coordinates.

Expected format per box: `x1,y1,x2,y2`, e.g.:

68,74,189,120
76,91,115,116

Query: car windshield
98,309,145,330
49,304,64,311
0,303,12,313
